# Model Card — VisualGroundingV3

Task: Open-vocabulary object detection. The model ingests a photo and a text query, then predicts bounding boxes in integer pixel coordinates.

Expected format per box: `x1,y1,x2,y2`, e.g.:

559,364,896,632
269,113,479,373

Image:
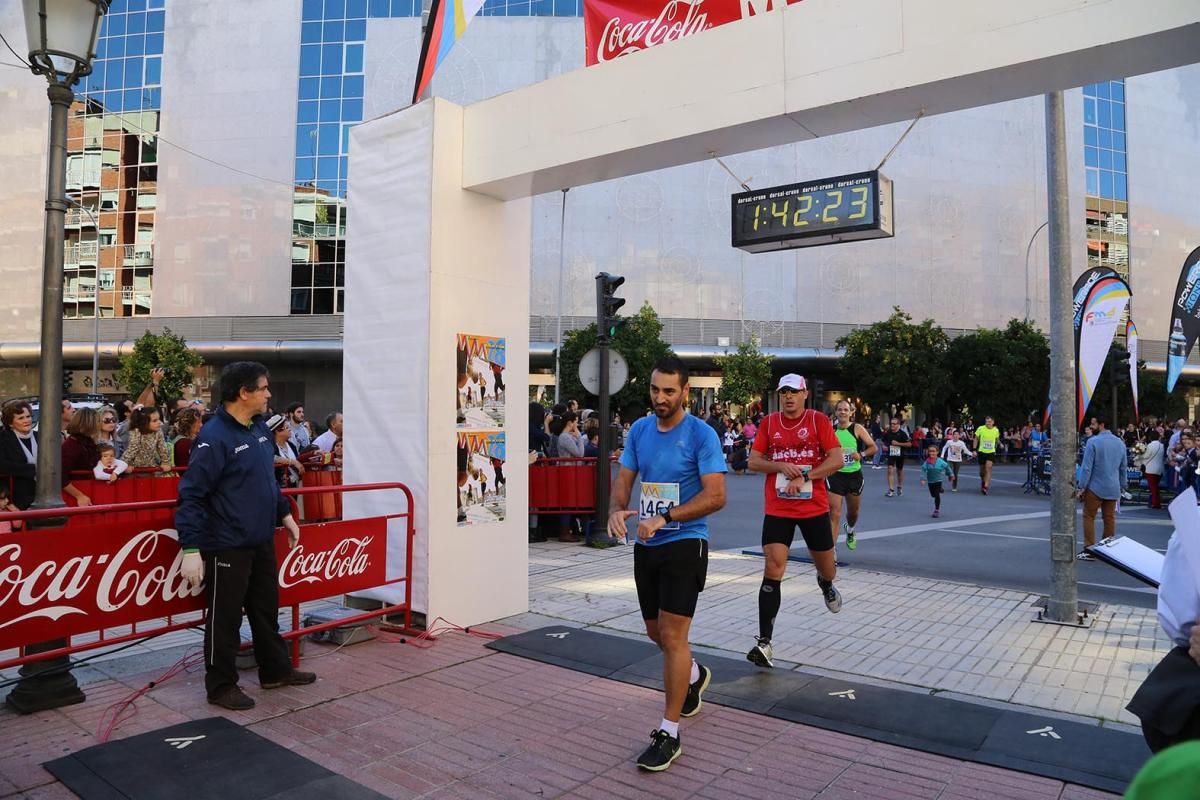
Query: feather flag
412,0,486,104
1126,318,1140,422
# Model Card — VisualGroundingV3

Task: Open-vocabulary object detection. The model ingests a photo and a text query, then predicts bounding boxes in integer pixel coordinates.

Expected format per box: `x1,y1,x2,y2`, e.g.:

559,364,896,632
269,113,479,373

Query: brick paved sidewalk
517,542,1170,730
0,628,1121,799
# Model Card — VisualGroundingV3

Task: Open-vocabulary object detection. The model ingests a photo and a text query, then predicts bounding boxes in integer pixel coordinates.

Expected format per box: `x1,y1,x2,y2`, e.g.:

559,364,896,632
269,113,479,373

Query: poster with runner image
457,430,506,527
457,334,505,429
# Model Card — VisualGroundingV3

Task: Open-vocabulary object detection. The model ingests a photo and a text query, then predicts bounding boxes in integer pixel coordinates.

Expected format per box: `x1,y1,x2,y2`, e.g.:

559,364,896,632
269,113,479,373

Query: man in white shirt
314,411,342,453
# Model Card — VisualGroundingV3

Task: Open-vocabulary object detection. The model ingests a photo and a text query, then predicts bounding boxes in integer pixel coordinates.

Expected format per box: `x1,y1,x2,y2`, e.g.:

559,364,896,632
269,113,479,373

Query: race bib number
889,445,902,457
842,451,854,465
775,469,813,500
639,482,680,530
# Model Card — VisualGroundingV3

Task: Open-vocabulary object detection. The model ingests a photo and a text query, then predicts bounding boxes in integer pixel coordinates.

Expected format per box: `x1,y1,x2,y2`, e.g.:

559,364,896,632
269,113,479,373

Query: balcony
121,288,152,310
122,244,154,266
65,240,99,266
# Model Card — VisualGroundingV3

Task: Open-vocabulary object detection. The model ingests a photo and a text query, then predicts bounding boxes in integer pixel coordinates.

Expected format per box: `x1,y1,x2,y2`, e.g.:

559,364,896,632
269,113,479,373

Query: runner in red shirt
746,374,845,669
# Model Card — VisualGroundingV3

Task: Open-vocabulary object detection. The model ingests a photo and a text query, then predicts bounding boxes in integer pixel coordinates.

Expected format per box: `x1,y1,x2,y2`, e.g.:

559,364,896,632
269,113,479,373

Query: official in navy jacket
176,361,315,710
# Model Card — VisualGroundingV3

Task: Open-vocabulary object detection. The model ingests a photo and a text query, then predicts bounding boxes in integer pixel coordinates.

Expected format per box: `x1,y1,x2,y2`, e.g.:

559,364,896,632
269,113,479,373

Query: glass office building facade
1083,80,1130,284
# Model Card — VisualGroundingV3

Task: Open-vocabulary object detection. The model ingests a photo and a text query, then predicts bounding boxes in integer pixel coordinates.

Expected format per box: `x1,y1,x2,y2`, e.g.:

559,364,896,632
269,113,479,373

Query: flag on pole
1076,275,1131,426
1126,318,1140,423
412,0,487,104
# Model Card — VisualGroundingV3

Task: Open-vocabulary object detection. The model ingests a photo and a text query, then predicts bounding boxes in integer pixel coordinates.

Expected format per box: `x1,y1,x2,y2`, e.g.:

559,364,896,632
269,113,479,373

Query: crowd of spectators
0,370,344,511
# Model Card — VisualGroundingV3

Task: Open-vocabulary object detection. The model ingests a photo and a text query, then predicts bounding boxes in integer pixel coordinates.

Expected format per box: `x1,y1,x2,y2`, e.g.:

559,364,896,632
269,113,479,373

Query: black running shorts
634,538,709,620
978,452,995,463
827,471,865,497
761,513,834,553
887,456,906,470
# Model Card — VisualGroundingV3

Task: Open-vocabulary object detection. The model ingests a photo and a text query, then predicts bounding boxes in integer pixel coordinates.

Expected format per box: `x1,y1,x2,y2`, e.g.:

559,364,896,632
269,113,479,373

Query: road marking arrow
1025,726,1062,740
545,632,570,639
828,689,856,700
164,735,206,750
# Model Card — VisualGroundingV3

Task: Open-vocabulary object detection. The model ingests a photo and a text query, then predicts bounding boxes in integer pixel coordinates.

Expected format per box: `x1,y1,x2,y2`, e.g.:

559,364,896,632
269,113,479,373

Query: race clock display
731,170,894,252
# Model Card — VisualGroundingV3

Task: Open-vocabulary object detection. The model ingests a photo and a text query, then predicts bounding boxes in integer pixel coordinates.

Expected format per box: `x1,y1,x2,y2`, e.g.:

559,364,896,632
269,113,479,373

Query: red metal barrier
65,467,182,532
300,468,343,522
528,456,598,514
0,481,416,672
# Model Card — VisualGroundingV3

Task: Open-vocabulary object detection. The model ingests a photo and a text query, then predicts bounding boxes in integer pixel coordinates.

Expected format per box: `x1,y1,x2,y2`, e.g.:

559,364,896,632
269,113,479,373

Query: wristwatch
660,508,673,525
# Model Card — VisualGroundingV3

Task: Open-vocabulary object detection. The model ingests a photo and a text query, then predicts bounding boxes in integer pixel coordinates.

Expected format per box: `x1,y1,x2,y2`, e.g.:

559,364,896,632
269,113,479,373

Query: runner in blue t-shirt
609,356,727,773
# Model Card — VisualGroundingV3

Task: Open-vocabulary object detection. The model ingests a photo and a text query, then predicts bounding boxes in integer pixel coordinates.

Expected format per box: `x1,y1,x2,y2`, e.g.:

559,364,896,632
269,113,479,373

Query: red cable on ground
376,616,502,649
96,649,204,743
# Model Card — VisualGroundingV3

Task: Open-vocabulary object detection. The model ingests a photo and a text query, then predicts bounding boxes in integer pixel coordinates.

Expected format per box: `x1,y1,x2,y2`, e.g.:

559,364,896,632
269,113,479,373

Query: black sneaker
680,664,711,717
261,670,317,689
1075,550,1096,561
636,729,681,772
823,583,843,613
208,685,255,710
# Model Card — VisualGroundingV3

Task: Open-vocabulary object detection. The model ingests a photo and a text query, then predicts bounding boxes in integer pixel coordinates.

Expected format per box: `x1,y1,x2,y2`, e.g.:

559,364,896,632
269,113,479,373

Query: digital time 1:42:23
752,185,871,230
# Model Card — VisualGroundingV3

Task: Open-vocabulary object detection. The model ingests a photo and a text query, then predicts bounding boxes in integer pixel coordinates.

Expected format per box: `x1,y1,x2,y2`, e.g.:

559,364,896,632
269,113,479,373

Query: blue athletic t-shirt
619,414,727,547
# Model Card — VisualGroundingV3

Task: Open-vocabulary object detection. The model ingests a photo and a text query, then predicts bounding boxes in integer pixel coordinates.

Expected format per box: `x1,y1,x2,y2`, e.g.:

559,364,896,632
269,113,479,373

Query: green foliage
714,337,773,409
835,307,949,416
943,319,1050,425
117,328,204,402
1088,369,1186,429
558,303,673,415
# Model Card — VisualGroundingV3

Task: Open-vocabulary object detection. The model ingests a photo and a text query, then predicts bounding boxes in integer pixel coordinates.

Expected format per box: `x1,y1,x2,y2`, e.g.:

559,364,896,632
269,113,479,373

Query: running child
939,431,974,492
920,445,955,518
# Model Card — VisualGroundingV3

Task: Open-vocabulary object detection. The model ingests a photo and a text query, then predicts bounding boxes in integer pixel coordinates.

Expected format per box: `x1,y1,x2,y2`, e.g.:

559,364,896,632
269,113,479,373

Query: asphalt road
705,461,1164,610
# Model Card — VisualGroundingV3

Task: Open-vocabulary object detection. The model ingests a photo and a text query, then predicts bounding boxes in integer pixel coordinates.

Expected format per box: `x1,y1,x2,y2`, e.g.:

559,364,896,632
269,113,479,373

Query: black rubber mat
488,627,1150,794
45,716,388,800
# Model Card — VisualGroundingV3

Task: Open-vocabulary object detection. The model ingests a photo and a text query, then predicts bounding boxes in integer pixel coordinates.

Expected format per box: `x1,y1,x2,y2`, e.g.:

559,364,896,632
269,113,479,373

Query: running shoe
636,729,681,772
981,486,988,495
932,509,940,518
952,486,958,493
897,487,903,496
680,663,711,717
823,583,843,613
886,489,895,498
1076,550,1096,561
846,529,857,551
746,637,774,668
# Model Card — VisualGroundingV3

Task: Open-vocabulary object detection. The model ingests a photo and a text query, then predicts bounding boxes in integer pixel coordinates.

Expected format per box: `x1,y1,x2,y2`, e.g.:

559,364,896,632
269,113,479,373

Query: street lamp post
1024,220,1049,322
7,0,110,716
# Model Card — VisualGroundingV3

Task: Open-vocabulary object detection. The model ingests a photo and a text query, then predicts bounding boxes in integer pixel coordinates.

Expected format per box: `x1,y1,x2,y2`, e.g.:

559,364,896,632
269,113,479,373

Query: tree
714,337,772,410
943,319,1050,426
118,328,204,404
558,302,673,417
835,307,949,418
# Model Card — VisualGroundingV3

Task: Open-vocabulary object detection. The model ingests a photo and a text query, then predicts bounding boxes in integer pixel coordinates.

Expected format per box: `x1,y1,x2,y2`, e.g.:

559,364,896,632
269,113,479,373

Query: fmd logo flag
412,0,487,103
1167,246,1200,393
1126,319,1140,422
1046,266,1119,428
1076,276,1131,426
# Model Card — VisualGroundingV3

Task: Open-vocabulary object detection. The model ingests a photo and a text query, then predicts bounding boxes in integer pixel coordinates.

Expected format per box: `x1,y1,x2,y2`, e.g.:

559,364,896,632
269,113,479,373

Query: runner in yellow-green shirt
973,416,1001,495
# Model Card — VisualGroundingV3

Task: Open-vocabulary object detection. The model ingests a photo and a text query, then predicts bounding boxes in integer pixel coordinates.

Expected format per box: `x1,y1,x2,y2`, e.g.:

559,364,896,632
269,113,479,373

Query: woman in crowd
96,406,118,448
123,406,172,474
272,421,304,488
171,407,204,468
0,401,38,509
61,407,103,507
1139,430,1165,509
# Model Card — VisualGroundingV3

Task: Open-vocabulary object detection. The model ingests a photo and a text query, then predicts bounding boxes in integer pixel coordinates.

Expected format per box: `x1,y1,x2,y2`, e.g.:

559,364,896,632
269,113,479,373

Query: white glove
181,551,204,589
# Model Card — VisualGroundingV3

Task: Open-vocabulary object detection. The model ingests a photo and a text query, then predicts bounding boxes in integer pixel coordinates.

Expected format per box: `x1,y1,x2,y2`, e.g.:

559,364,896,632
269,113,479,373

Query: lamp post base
4,640,86,715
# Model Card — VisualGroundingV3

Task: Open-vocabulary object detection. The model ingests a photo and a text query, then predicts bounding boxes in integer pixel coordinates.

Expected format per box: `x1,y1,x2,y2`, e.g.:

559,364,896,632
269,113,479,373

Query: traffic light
62,368,74,394
596,272,626,342
1108,345,1132,386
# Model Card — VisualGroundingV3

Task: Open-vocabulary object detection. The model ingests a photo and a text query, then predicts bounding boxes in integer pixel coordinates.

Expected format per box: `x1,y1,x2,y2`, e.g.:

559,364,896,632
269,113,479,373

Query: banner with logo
584,0,802,65
0,518,387,650
1127,318,1140,422
1166,246,1200,393
1076,275,1132,426
1045,267,1120,428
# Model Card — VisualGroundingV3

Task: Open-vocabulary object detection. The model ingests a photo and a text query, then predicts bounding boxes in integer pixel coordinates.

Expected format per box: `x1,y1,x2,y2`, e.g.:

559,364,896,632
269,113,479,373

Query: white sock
689,660,700,684
659,718,679,737
847,526,854,534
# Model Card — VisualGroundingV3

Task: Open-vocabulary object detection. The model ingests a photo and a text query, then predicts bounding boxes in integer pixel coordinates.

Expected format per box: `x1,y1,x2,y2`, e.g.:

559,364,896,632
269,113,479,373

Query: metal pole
31,83,74,513
554,189,568,405
1024,220,1049,322
1044,90,1079,624
596,319,611,544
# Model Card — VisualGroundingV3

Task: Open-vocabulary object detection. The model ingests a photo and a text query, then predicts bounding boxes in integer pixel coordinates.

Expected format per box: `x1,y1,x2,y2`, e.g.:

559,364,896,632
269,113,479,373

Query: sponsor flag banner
0,518,387,650
1127,318,1140,422
1076,276,1132,426
1045,267,1120,427
1167,246,1200,393
584,0,802,65
412,0,487,103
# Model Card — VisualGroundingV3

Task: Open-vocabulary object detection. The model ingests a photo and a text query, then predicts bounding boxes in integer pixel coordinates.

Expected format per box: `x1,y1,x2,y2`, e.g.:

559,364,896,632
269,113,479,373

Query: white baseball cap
776,374,808,392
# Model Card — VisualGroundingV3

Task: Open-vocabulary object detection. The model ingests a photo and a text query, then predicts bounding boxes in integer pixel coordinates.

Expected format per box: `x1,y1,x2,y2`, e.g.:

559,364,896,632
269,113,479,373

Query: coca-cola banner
0,518,387,651
585,0,802,65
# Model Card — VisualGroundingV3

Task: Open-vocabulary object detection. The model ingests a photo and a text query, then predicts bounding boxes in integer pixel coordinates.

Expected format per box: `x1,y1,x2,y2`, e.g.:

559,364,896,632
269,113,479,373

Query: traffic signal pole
594,273,625,544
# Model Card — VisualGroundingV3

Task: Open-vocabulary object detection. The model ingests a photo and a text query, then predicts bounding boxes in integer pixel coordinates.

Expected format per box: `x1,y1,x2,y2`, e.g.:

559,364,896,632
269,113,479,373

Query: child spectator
93,443,128,482
0,484,23,532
